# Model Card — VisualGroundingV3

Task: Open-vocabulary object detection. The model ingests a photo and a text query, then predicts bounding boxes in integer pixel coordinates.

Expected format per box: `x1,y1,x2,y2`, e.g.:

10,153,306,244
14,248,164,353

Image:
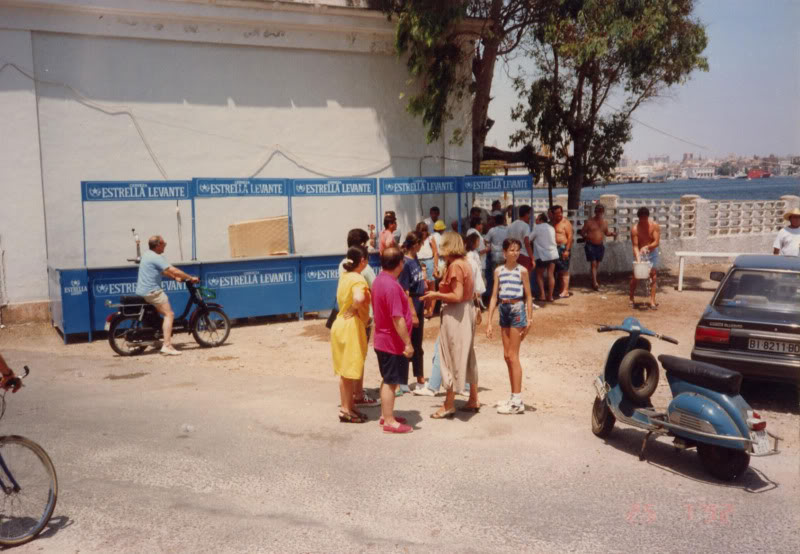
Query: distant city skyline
486,0,800,162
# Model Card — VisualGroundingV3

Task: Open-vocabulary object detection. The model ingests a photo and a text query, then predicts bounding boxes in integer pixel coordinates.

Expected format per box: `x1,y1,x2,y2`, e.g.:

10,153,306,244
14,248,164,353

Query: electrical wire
605,102,710,151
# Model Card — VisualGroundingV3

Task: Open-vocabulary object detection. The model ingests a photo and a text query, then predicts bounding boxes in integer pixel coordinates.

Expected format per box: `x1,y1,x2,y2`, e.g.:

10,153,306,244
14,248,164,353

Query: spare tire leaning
618,349,660,406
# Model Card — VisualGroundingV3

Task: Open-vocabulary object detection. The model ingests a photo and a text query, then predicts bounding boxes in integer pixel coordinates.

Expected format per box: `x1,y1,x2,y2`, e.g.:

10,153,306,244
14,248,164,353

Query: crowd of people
329,203,800,433
328,202,611,433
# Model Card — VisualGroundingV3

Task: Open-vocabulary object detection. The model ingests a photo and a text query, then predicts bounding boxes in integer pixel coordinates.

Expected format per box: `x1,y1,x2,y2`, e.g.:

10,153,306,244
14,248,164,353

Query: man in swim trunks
551,205,573,298
629,207,661,309
580,204,617,290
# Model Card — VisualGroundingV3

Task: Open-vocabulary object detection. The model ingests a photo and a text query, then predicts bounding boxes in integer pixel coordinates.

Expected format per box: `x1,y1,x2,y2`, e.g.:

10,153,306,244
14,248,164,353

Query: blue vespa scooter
591,317,781,481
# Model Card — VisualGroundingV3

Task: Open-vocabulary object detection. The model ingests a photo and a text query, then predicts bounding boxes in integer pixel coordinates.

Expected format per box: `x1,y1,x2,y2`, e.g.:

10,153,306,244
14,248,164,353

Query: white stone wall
0,30,49,304
0,0,472,305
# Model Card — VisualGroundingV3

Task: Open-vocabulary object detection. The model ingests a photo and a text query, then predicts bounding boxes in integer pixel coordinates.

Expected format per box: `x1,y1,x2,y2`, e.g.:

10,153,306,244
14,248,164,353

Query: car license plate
104,322,110,331
750,430,770,455
748,338,800,354
594,377,607,401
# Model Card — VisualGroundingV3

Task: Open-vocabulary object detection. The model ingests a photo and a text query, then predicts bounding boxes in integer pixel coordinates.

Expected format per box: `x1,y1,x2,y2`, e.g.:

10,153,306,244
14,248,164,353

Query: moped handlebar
660,335,679,345
597,326,614,333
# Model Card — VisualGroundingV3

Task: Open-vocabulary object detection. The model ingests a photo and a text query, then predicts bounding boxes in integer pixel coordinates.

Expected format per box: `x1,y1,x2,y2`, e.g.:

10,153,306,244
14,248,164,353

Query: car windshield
715,269,800,314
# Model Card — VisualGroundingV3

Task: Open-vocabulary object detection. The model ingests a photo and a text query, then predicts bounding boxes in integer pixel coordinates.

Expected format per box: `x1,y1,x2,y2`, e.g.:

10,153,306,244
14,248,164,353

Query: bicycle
0,367,58,547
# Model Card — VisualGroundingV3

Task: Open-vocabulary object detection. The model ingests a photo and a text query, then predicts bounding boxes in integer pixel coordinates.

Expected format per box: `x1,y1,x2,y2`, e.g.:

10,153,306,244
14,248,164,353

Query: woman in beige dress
421,232,479,418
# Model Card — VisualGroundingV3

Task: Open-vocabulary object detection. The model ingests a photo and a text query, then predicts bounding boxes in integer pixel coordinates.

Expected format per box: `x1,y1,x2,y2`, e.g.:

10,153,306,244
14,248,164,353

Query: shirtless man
551,205,574,298
629,207,661,309
580,204,617,290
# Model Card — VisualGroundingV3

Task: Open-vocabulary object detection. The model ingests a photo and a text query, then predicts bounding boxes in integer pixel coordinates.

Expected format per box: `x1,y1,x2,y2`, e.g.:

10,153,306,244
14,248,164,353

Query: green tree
511,0,708,209
372,1,548,174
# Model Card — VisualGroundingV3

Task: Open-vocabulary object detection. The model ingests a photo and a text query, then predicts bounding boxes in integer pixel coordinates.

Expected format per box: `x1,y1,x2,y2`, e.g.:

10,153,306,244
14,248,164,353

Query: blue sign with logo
200,259,301,318
51,267,91,340
194,178,287,198
299,255,343,313
292,178,377,197
380,177,460,195
82,181,191,202
462,175,533,192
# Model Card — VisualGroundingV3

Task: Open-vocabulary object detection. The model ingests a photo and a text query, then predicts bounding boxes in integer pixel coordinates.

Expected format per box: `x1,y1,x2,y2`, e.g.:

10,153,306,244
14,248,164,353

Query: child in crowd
486,238,533,414
330,245,372,423
465,232,487,309
397,232,425,394
416,221,439,319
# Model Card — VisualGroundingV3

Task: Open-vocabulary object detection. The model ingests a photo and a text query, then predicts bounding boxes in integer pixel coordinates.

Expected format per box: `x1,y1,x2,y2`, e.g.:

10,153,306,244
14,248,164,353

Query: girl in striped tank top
486,238,533,414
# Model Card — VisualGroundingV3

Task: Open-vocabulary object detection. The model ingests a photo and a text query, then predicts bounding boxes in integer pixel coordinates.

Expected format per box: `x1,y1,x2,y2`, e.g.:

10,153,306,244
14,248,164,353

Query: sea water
495,176,799,202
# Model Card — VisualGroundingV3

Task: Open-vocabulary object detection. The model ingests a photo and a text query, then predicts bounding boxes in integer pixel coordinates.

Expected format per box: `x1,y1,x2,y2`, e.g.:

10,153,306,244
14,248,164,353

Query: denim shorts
499,301,527,328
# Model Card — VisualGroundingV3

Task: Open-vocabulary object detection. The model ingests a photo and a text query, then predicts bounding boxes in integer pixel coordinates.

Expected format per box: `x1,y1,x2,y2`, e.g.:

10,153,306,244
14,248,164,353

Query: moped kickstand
639,431,655,461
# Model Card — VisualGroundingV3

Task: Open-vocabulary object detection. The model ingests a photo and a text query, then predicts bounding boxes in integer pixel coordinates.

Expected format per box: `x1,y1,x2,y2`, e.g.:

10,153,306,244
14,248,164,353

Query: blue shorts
555,245,571,272
641,248,660,269
499,301,527,328
584,242,605,263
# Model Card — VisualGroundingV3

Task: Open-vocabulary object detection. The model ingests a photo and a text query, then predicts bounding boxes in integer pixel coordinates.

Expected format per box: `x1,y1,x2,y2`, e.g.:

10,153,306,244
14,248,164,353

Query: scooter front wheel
192,307,231,347
591,397,616,438
697,443,750,481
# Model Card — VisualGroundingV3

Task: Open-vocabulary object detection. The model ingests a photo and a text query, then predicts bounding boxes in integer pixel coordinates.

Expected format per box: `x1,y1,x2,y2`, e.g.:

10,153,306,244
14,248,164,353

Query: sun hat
783,208,800,220
433,220,446,231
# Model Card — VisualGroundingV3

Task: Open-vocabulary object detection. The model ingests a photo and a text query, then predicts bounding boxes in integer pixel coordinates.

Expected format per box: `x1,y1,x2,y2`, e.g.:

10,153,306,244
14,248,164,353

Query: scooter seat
657,355,742,396
121,295,148,305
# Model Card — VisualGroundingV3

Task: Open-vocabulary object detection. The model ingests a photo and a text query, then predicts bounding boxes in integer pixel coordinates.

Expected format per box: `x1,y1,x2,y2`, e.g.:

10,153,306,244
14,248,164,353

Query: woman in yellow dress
331,245,372,423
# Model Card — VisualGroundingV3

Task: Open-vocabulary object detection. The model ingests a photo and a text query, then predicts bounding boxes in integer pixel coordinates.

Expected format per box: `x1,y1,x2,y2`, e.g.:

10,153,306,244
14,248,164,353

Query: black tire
697,443,750,481
591,397,616,438
0,436,58,547
108,315,147,356
192,307,231,347
618,349,660,406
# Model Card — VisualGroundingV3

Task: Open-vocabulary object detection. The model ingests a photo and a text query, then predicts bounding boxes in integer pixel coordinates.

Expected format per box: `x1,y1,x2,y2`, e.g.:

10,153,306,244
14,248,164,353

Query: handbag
325,298,339,329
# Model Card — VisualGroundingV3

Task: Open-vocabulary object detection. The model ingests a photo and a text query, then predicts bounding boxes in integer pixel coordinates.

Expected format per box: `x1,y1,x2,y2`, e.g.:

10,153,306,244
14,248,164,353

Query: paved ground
1,264,798,552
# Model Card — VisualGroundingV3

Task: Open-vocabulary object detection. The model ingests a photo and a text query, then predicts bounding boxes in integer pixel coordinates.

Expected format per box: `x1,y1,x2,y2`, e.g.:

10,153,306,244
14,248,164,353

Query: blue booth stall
52,174,532,342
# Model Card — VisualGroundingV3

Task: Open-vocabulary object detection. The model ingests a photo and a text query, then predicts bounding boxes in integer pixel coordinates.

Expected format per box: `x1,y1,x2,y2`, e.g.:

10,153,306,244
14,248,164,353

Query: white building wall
0,30,49,304
0,0,473,306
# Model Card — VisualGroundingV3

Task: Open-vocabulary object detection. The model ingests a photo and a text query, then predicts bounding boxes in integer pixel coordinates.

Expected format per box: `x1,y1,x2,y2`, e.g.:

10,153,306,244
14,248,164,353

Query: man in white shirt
484,213,508,303
773,208,800,256
424,206,441,235
507,205,533,272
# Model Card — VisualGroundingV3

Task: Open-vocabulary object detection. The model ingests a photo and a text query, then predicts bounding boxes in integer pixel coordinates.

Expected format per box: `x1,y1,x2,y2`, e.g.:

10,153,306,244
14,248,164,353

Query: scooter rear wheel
108,315,147,356
591,397,616,438
697,443,750,481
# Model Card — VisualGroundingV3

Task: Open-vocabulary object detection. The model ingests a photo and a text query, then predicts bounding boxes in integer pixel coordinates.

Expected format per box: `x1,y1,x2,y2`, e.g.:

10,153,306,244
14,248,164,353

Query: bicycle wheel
192,307,231,347
108,315,147,356
0,436,58,547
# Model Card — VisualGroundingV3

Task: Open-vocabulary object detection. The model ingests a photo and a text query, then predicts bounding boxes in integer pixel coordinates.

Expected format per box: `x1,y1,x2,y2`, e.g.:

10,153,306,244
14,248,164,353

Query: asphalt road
3,347,799,553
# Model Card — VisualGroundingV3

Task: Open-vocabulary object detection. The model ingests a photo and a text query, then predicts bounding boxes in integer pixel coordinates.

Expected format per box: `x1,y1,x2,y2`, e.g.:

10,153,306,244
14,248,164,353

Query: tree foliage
511,0,709,208
373,1,548,173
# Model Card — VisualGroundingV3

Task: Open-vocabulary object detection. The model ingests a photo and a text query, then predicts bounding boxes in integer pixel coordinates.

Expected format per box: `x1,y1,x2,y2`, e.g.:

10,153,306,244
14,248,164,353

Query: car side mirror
709,271,725,282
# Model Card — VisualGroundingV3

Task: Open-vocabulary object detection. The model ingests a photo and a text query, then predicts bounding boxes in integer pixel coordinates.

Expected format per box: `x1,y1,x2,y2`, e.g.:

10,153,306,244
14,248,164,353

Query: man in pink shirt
379,213,398,254
372,246,414,434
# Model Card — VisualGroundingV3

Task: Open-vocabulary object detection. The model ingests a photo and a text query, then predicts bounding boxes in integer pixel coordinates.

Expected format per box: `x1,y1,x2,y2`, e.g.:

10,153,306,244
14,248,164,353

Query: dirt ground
2,262,797,448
